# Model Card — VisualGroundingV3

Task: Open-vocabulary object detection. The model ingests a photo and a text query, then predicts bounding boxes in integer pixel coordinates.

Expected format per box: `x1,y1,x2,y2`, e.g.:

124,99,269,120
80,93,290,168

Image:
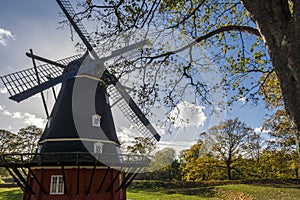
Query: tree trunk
295,130,300,173
241,0,300,164
226,160,232,180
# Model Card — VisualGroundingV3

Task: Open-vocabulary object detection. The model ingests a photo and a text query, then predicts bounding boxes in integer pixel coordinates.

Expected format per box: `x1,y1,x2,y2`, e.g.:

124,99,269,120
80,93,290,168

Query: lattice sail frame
0,54,82,101
107,85,159,144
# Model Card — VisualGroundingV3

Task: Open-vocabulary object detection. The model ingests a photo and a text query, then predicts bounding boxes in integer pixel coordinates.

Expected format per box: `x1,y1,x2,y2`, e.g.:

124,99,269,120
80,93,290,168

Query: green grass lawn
2,183,300,200
0,188,23,200
127,183,300,200
216,184,300,200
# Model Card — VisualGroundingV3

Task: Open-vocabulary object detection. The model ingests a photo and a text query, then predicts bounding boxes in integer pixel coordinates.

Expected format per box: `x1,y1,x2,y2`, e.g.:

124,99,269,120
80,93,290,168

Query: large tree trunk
241,0,300,164
226,160,232,180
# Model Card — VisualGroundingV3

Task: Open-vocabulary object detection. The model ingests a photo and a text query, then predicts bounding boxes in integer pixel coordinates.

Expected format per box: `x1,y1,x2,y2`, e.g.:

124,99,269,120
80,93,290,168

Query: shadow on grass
251,183,300,189
0,189,22,200
129,186,217,198
166,187,217,198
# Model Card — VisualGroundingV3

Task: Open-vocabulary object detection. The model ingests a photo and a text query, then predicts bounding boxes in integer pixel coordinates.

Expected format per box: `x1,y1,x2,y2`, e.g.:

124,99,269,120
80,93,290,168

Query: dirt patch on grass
215,189,254,200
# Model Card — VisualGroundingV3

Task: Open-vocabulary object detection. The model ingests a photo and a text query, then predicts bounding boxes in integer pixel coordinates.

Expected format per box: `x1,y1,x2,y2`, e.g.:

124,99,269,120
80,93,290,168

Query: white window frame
50,175,64,194
94,142,103,154
92,114,101,127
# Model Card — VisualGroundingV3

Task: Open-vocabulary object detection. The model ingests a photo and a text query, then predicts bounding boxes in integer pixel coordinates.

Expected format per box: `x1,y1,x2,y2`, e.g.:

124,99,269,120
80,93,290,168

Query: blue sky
0,0,270,152
0,0,78,132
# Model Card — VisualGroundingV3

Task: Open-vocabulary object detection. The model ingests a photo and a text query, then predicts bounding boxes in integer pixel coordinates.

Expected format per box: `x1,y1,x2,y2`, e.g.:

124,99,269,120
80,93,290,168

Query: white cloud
254,126,270,134
0,28,15,46
0,108,46,128
22,113,46,128
0,87,8,94
117,126,139,143
238,97,247,104
12,112,22,119
11,111,46,128
3,110,12,116
254,127,261,133
169,101,207,129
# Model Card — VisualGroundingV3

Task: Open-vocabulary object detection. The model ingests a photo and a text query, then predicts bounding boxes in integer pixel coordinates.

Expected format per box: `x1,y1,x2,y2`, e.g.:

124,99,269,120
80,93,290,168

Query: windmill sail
107,85,160,143
56,0,95,52
57,0,160,142
0,54,82,102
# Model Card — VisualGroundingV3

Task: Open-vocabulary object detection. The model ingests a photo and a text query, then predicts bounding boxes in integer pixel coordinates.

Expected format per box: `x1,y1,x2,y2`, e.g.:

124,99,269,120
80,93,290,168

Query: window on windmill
50,175,64,194
92,114,101,127
94,142,103,154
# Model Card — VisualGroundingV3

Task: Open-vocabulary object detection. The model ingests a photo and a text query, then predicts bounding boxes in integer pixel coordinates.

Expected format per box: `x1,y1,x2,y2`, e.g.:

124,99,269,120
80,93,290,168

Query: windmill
0,0,160,199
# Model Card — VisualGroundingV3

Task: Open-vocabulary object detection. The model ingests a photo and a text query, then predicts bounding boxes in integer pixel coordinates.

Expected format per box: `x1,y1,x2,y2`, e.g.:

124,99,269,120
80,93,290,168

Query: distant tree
263,110,296,151
148,148,180,180
0,129,18,153
260,71,300,164
16,125,42,154
181,140,225,181
256,149,297,179
204,118,255,180
0,126,42,154
182,155,224,181
150,147,176,171
230,155,257,179
126,137,155,155
0,126,42,180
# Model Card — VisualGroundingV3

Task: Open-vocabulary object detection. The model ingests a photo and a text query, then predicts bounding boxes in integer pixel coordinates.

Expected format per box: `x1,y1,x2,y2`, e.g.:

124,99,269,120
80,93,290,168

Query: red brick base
23,167,126,200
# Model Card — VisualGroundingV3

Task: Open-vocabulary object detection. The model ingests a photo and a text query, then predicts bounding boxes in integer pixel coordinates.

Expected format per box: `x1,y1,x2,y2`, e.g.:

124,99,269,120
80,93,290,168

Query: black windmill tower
0,1,160,200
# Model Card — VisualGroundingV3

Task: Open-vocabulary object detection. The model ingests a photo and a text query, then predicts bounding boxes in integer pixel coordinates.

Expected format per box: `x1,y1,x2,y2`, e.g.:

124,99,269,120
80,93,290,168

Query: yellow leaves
259,71,283,109
159,0,185,12
253,51,262,60
288,0,294,15
250,40,261,52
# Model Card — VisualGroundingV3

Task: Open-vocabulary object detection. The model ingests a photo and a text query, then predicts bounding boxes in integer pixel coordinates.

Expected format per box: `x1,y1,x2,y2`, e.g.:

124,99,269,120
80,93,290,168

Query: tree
0,126,42,181
181,140,225,181
16,125,42,154
126,137,155,155
0,126,42,154
69,1,300,163
256,149,297,179
0,129,18,153
204,118,255,180
54,1,300,180
148,148,181,180
150,147,176,170
260,71,300,164
263,110,296,151
240,1,300,142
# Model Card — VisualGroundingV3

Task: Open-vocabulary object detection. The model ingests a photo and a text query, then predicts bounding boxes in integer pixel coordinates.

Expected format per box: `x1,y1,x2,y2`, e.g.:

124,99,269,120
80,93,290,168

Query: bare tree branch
143,25,260,61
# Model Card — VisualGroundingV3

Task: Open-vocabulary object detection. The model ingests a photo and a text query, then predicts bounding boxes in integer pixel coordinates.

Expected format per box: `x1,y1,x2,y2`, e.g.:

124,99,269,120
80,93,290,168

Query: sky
0,0,271,153
0,0,78,132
